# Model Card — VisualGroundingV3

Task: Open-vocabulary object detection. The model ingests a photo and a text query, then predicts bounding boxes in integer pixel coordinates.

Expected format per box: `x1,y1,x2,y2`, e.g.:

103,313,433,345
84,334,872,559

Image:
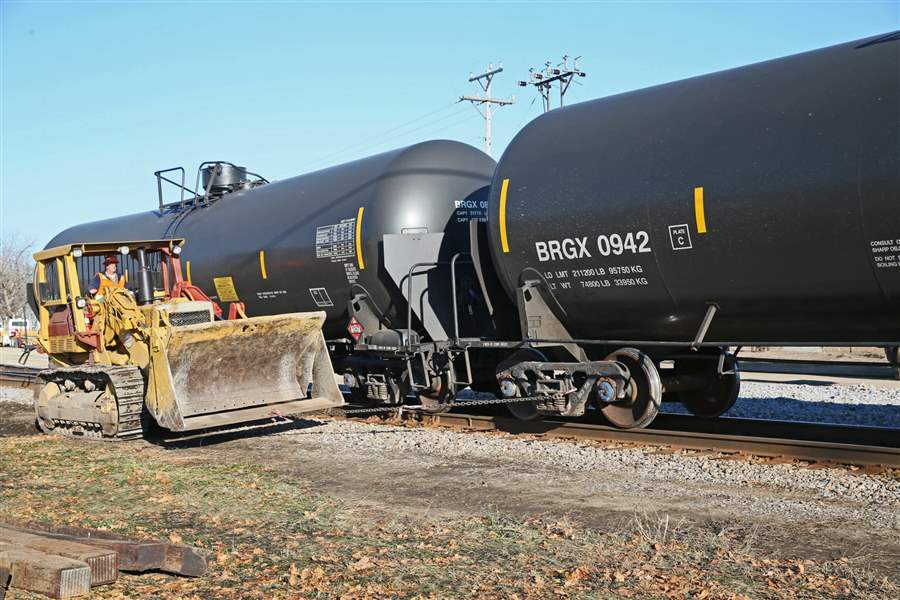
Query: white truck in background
2,317,37,347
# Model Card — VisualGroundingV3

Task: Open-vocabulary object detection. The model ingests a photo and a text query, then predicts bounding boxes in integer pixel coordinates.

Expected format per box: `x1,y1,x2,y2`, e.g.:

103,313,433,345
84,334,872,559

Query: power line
300,102,463,170
407,112,482,141
313,106,472,165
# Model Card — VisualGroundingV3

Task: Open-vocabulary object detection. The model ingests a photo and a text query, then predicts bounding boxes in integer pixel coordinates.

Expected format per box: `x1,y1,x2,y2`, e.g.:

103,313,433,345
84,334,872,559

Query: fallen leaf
350,556,375,572
564,566,590,586
168,532,183,544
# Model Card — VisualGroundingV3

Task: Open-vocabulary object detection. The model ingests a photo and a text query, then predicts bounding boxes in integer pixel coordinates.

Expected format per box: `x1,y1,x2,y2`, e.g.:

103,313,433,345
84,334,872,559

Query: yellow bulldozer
30,239,343,439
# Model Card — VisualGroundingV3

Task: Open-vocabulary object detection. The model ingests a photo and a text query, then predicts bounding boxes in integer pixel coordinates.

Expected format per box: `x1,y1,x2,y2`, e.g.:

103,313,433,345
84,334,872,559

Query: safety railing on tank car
154,162,269,212
155,167,188,211
402,253,477,392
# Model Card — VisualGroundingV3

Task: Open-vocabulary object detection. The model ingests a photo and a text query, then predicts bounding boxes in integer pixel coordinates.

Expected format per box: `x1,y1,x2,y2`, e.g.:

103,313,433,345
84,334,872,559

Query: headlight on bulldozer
172,245,182,256
75,297,86,309
118,245,130,255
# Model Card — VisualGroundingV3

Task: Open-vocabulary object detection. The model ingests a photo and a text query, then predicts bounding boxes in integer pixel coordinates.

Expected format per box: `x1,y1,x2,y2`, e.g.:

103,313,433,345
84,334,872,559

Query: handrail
404,255,473,349
155,162,269,212
154,167,187,211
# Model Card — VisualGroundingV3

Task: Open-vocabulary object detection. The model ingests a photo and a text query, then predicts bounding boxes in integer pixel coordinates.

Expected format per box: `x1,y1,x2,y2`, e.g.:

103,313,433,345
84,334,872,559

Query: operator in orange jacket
89,255,125,298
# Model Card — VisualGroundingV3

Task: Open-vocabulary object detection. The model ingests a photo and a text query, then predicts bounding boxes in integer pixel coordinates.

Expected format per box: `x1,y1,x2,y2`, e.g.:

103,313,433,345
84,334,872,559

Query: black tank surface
488,32,900,345
48,140,495,340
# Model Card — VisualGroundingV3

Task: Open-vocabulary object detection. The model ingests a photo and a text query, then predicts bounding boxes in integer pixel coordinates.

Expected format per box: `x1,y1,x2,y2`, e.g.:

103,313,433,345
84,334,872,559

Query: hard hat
104,255,119,266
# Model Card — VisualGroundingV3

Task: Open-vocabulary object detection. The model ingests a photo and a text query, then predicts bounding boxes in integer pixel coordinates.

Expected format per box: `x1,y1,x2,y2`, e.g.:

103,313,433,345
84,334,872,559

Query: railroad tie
0,542,91,598
0,527,117,586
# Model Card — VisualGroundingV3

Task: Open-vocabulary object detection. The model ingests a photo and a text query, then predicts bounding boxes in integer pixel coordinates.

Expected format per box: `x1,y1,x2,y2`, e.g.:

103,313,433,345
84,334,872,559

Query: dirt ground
1,431,896,599
196,419,900,579
0,402,34,437
0,384,35,437
0,390,900,598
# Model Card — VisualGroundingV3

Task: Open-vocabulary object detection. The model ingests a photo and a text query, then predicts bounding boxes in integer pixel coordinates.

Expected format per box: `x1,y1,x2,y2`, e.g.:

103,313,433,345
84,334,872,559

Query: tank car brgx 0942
488,31,900,346
479,31,900,426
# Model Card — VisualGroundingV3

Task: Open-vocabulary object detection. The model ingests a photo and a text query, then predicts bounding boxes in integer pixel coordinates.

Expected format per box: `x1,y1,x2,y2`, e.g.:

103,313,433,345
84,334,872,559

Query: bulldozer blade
151,311,344,431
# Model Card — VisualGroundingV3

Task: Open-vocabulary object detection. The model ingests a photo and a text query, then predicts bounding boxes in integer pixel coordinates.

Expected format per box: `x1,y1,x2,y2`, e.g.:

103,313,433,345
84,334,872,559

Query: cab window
37,260,63,302
74,252,163,295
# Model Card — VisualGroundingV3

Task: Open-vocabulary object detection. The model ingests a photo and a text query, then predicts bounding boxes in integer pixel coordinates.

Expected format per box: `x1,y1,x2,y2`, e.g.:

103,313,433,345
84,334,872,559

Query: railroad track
6,362,898,468
0,364,40,385
347,410,900,469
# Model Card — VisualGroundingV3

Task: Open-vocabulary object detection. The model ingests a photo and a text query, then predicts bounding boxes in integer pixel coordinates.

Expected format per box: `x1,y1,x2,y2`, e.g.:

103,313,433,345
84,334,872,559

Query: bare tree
0,234,35,320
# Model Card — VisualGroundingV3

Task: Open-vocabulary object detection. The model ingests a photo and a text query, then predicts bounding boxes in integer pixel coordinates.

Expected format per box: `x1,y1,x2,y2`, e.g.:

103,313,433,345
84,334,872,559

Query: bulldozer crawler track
36,366,146,441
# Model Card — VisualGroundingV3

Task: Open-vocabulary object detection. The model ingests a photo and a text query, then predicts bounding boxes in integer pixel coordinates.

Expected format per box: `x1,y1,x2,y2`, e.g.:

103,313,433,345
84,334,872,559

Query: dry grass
1,435,897,599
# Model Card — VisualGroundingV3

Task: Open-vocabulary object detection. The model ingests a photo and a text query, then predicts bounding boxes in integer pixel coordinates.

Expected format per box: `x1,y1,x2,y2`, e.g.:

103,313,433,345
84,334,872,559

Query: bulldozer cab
32,239,343,436
32,240,188,363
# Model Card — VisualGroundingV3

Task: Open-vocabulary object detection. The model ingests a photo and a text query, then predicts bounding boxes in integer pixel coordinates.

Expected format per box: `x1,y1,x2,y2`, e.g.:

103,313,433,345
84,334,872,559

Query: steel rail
0,364,41,385
7,363,898,467
380,411,900,468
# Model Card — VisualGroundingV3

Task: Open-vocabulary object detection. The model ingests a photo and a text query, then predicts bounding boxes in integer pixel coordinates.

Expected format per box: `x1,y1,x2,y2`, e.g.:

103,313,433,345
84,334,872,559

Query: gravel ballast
271,415,900,530
0,386,32,405
4,374,898,529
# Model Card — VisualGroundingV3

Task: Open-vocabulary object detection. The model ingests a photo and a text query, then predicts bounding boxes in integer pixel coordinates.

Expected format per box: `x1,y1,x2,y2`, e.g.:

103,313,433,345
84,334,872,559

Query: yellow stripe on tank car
259,250,268,279
356,206,366,270
499,178,511,253
694,186,707,234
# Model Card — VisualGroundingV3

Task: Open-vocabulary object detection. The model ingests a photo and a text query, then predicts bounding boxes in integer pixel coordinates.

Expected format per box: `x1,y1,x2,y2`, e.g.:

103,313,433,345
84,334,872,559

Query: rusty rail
0,365,40,386
8,361,898,467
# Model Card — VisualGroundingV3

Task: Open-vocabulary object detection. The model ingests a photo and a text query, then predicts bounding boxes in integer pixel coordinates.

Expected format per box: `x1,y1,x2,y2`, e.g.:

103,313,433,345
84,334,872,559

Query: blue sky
1,1,896,248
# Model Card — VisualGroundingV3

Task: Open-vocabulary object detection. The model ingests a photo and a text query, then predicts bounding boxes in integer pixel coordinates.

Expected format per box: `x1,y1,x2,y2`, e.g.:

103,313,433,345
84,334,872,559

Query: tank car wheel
886,347,898,366
496,349,548,421
389,371,412,406
349,386,369,406
418,366,456,414
675,353,740,419
600,348,662,429
886,347,900,381
506,398,540,421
